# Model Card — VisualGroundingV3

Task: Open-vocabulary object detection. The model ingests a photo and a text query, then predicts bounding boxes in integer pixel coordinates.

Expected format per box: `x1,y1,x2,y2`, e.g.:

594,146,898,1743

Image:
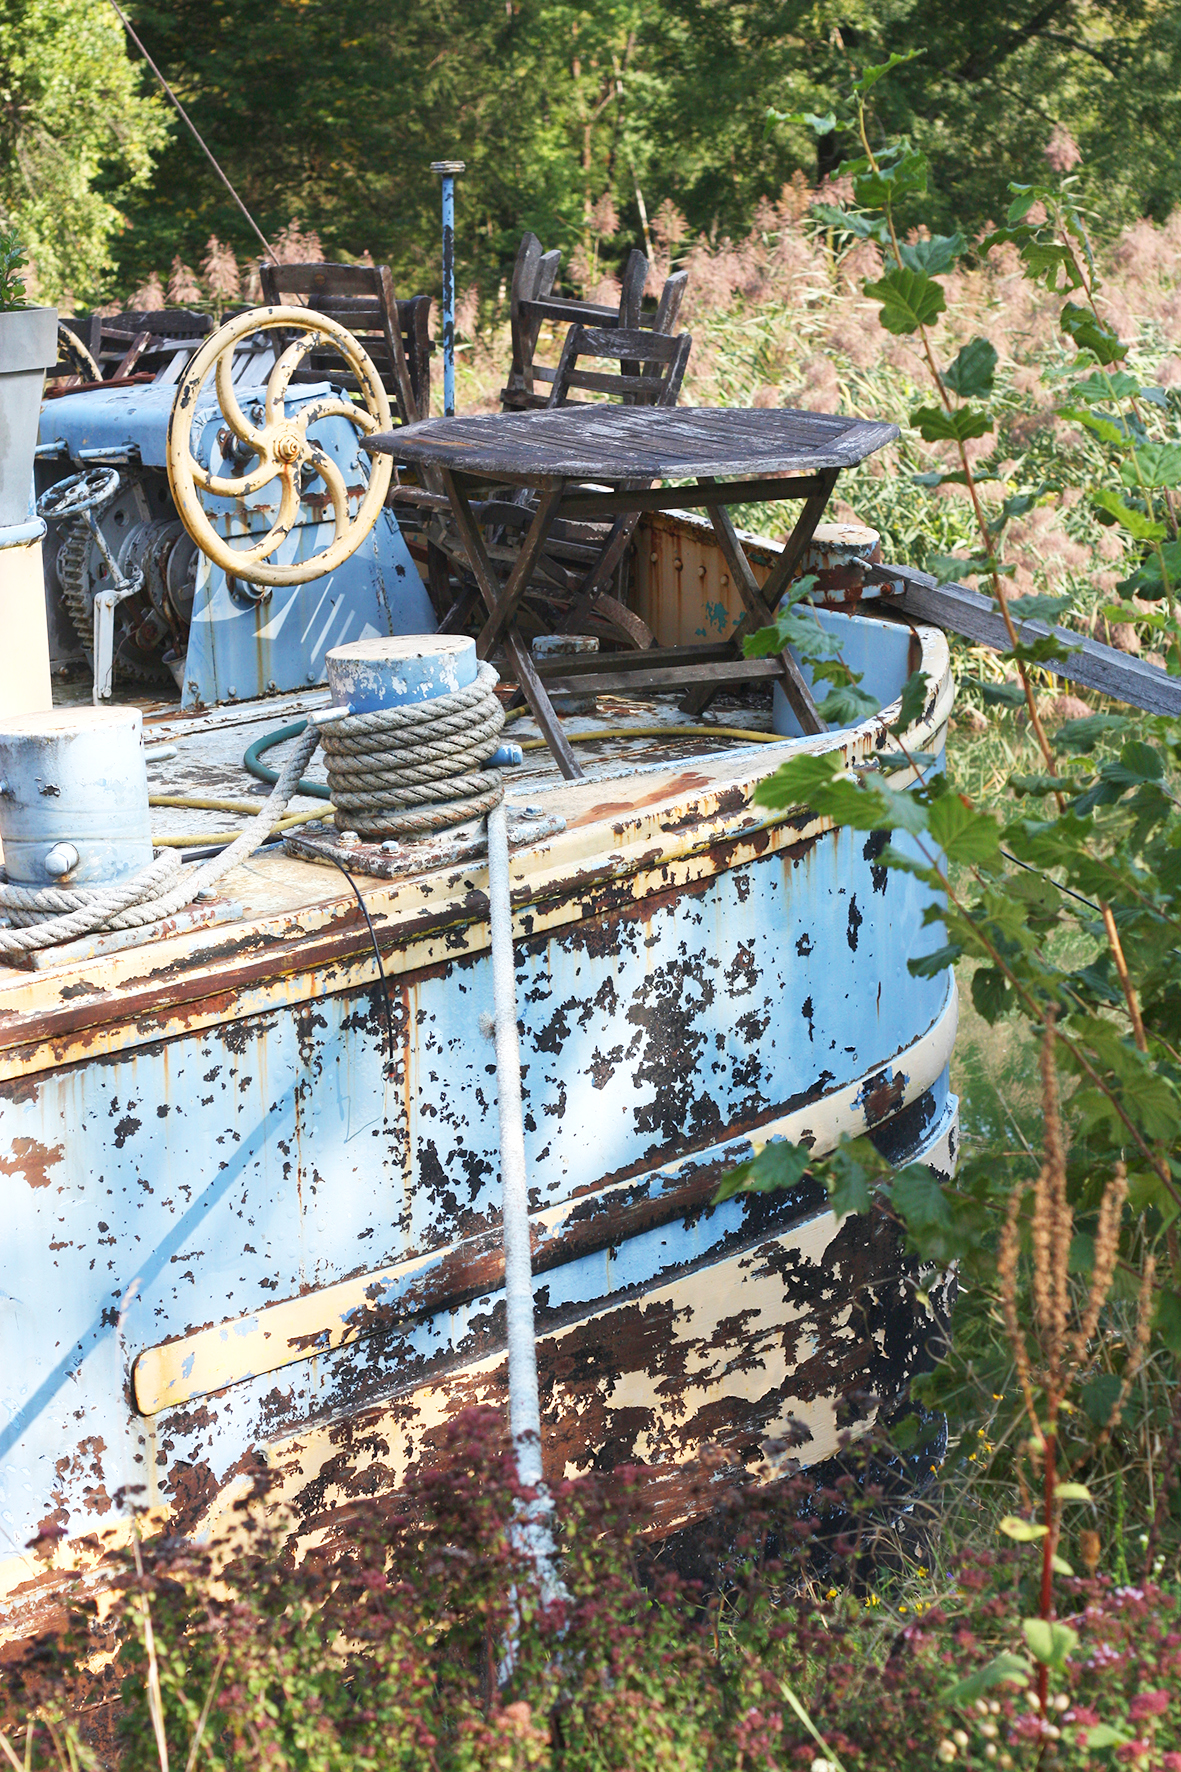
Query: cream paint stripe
130,978,957,1418
0,668,953,1079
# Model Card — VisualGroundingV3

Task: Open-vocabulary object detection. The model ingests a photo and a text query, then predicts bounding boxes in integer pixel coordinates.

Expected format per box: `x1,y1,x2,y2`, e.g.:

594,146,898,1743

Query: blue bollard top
325,635,478,714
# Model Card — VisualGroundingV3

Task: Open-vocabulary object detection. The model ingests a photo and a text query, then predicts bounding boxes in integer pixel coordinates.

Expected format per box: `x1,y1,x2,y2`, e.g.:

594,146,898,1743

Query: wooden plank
533,642,738,677
888,566,1181,717
539,658,784,696
697,499,825,734
558,476,825,518
475,484,568,657
679,481,833,725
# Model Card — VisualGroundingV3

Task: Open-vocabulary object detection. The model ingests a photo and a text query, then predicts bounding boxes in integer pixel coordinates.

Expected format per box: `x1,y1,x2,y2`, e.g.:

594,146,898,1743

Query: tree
0,0,169,305
110,0,1181,310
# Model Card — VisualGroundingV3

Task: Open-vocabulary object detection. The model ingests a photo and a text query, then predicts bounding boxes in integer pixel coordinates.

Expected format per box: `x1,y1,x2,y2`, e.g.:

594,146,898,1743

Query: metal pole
430,160,465,417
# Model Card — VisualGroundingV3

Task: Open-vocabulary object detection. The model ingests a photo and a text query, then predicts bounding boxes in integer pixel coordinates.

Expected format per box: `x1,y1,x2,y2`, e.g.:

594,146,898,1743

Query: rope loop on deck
0,725,320,956
317,660,506,839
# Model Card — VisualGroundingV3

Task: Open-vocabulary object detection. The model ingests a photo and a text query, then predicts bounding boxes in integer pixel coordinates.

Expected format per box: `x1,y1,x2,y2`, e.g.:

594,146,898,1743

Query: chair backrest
547,324,691,410
259,261,431,425
501,236,689,411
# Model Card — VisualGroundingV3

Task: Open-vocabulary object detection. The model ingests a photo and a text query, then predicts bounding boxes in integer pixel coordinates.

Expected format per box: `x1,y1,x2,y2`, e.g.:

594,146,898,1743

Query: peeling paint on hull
0,617,957,1636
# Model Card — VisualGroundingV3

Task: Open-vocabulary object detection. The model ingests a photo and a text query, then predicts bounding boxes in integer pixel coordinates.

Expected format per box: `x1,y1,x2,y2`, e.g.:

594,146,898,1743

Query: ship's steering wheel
165,307,394,588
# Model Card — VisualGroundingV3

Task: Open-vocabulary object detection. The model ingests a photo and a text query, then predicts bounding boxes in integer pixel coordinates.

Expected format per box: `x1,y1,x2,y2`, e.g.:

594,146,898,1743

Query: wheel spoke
230,468,303,566
295,397,379,435
266,336,319,427
305,447,352,544
191,457,278,499
215,352,267,449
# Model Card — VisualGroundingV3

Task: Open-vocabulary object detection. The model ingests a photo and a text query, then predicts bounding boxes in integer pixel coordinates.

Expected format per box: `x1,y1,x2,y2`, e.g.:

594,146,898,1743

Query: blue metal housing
37,379,435,708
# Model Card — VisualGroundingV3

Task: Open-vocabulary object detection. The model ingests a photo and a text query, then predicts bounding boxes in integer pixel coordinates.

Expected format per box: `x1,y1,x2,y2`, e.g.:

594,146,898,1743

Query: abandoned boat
0,290,956,1637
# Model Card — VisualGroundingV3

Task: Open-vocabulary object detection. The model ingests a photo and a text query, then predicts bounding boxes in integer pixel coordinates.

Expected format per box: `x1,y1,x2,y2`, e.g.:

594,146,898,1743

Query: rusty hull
0,626,956,1633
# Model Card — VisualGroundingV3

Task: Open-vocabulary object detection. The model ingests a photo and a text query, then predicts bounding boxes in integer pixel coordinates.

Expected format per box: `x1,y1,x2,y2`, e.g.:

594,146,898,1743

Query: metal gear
55,515,170,686
57,520,96,662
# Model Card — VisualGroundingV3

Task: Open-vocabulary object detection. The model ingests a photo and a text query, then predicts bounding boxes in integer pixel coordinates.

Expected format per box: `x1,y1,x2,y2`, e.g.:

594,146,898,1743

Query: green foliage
0,226,31,310
96,0,1181,306
0,0,169,305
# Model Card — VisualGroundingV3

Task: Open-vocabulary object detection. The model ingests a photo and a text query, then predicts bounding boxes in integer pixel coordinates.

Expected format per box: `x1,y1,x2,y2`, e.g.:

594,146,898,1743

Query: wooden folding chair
500,233,687,411
424,323,692,652
259,261,432,427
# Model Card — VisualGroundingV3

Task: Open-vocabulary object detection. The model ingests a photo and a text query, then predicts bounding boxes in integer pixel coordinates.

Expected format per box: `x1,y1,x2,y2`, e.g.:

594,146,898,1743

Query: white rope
486,795,563,1609
0,726,320,956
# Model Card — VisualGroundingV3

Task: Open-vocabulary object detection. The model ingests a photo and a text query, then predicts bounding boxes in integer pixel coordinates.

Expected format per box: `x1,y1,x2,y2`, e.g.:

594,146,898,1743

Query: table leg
475,483,568,658
681,484,829,731
440,470,583,780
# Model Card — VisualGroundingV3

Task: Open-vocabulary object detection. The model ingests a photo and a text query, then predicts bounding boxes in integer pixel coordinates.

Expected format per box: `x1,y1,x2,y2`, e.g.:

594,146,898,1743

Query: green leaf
927,552,1012,583
1127,1168,1180,1229
863,267,946,335
797,110,838,135
1022,1618,1079,1668
1091,488,1166,541
910,403,993,443
889,669,930,736
1076,1725,1133,1750
811,204,888,244
908,943,962,978
969,679,1025,708
1059,403,1130,446
889,1165,953,1243
854,149,928,210
1060,301,1127,364
815,681,882,723
826,1150,873,1221
943,337,998,398
971,967,1012,1024
1081,1373,1123,1426
1071,369,1141,402
898,232,966,276
714,1137,811,1202
851,48,924,92
1000,1517,1049,1542
1054,1482,1092,1503
1122,442,1181,489
1052,714,1130,753
751,748,845,810
942,1652,1030,1706
1154,1289,1181,1355
1005,593,1071,624
1051,1555,1074,1576
926,795,1001,864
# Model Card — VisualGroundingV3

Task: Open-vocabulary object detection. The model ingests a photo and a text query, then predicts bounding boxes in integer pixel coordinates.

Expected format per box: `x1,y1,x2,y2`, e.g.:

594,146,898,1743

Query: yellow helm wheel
166,306,394,589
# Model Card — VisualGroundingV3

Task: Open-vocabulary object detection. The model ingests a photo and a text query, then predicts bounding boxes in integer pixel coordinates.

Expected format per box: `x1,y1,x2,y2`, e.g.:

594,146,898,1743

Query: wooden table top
365,404,898,483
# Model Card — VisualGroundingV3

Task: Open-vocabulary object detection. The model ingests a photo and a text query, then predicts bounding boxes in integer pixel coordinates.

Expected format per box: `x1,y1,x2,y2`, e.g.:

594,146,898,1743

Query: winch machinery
35,308,431,708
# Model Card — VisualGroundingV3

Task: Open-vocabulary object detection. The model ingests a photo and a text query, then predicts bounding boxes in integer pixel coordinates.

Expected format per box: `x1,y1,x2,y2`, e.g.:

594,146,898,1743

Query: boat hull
0,615,956,1629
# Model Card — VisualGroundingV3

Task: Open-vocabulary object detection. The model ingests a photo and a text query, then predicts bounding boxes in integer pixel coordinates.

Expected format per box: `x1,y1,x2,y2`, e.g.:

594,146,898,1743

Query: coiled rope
0,726,319,957
315,661,506,838
0,667,508,955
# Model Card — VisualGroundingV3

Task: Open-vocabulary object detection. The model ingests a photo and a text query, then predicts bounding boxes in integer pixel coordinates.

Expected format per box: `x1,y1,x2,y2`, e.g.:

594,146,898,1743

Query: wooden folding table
365,405,898,779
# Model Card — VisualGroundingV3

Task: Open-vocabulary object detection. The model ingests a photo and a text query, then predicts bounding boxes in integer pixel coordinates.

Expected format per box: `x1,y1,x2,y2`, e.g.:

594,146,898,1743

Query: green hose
242,721,331,799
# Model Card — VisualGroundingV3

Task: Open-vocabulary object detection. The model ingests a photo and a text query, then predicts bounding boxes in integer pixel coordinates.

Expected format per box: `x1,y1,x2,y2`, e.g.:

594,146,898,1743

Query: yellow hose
517,724,779,751
149,726,775,845
150,799,332,847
